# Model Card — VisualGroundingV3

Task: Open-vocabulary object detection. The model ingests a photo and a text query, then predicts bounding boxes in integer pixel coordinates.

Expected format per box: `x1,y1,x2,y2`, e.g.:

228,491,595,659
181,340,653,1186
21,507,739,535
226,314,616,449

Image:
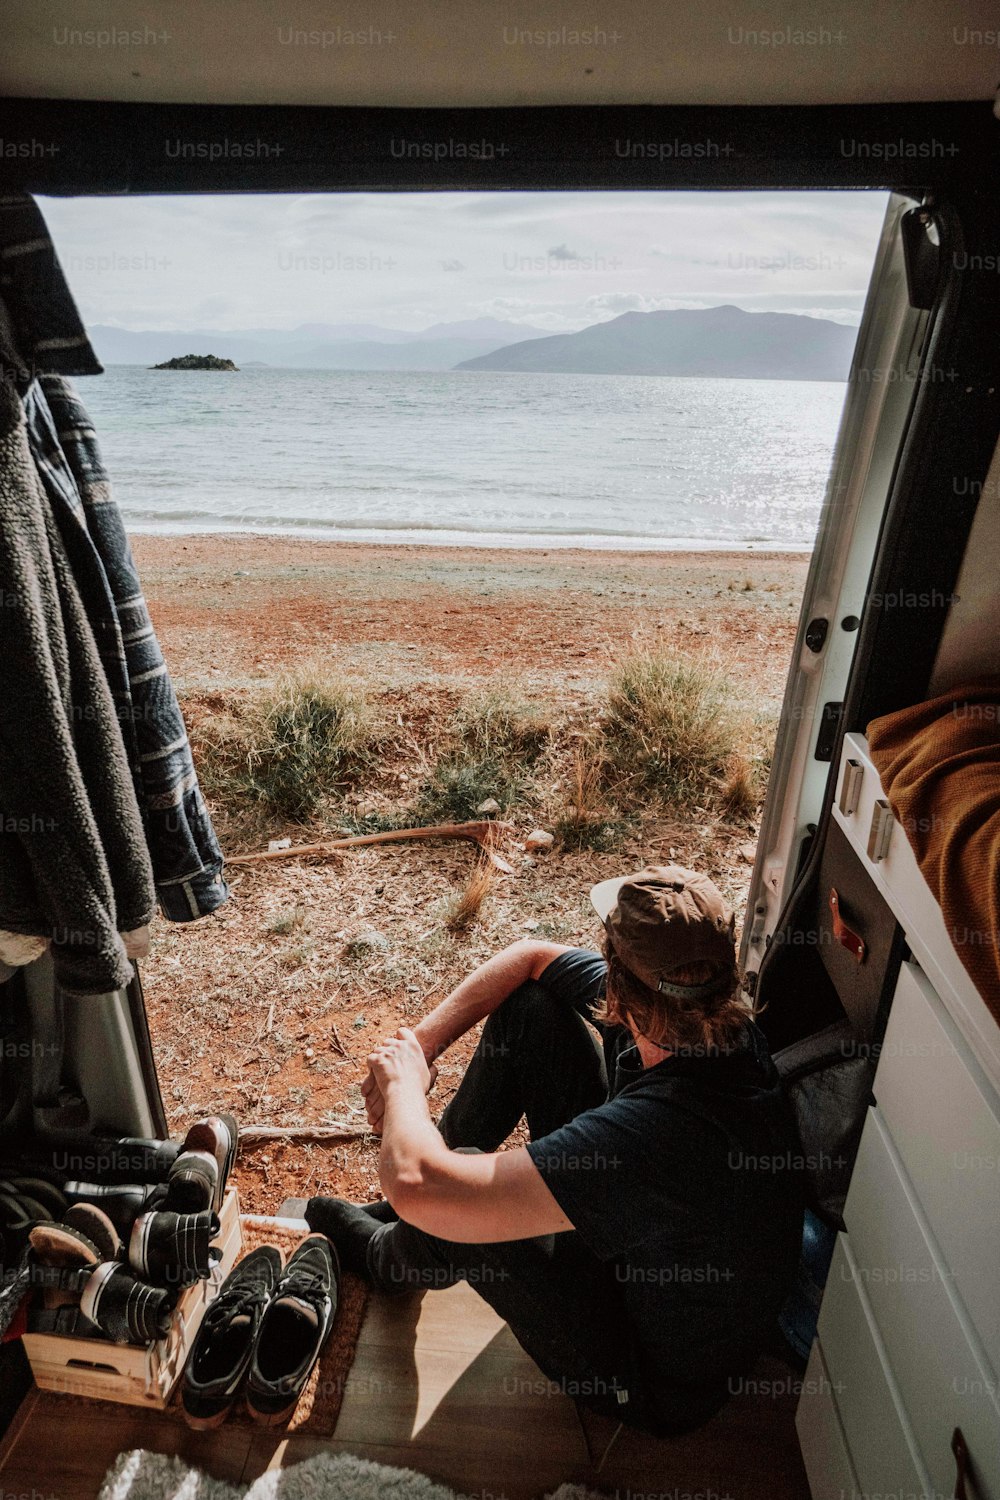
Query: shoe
29,1203,120,1277
181,1114,238,1213
0,1177,67,1220
62,1181,159,1240
165,1149,219,1214
28,1209,106,1313
80,1262,175,1344
245,1234,339,1425
181,1245,283,1429
129,1208,221,1287
63,1203,121,1258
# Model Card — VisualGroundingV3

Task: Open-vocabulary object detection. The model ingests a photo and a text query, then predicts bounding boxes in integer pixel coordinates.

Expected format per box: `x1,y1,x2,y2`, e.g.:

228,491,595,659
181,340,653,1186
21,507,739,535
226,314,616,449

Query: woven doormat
218,1219,369,1436
33,1219,369,1441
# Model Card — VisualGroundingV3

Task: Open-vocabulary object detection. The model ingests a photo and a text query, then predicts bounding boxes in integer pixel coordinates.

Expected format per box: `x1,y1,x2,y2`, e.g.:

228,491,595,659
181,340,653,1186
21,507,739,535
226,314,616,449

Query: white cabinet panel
875,960,1000,1374
844,1110,1000,1500
818,1236,928,1497
796,1339,860,1500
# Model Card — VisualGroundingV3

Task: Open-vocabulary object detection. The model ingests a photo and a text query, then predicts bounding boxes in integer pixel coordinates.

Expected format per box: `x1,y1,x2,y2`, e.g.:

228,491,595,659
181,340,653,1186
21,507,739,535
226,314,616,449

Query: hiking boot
245,1234,339,1426
80,1262,175,1344
128,1208,221,1287
181,1114,238,1213
181,1245,283,1429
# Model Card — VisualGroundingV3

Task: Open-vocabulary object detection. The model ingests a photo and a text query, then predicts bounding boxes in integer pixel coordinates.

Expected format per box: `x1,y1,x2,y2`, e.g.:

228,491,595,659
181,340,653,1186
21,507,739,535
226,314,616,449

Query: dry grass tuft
443,857,496,933
603,649,745,811
718,751,761,820
195,666,380,825
417,680,552,822
553,741,630,852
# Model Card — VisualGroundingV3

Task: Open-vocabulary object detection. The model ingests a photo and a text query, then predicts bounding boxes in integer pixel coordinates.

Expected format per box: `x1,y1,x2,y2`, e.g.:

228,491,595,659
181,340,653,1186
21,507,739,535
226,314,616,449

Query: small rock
476,798,502,817
353,1014,367,1030
304,1046,315,1059
345,929,390,957
523,919,540,932
524,829,555,853
267,837,292,852
739,842,758,864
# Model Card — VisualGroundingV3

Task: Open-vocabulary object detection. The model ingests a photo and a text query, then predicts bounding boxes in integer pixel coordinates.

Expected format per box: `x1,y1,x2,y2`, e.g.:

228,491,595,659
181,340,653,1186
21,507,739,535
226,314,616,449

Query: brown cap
590,865,735,998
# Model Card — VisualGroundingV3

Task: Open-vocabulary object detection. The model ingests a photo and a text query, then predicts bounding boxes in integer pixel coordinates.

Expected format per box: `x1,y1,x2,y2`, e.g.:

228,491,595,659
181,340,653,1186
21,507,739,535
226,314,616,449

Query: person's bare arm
369,1028,574,1241
360,938,570,1134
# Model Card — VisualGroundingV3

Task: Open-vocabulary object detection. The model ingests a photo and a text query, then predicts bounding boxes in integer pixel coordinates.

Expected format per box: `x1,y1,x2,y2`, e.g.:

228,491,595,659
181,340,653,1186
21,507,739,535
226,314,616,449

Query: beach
133,534,809,1210
133,533,808,693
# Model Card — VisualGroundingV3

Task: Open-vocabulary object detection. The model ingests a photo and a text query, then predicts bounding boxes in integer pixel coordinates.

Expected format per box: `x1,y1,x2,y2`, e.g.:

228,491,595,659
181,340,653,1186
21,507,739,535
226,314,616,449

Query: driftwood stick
226,820,517,874
239,1124,370,1145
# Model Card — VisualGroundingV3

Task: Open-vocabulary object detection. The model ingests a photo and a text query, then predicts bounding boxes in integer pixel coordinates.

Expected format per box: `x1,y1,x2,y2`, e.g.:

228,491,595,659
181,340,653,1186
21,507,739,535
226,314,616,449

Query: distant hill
455,305,857,380
89,318,549,371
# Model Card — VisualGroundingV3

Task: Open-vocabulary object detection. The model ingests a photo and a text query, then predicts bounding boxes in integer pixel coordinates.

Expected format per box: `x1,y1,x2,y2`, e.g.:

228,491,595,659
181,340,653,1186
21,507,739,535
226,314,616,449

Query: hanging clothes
26,378,229,921
0,366,156,994
0,193,228,994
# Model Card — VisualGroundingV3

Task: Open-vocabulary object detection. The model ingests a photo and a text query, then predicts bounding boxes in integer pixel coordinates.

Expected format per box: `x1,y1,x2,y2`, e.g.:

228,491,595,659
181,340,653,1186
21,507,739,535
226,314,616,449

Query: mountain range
88,317,550,371
456,305,857,381
90,306,856,381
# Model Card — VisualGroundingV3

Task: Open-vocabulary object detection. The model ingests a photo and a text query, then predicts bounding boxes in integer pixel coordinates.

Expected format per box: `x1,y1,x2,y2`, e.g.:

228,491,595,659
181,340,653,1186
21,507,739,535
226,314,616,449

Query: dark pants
365,983,646,1427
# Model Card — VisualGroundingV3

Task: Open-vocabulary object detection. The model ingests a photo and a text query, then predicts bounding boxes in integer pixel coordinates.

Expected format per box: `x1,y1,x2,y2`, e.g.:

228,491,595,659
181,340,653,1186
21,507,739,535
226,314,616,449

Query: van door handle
829,888,866,963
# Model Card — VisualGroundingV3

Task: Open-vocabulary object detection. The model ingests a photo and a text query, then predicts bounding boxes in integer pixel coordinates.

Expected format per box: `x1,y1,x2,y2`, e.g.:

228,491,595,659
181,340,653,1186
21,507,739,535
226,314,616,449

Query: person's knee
481,980,556,1059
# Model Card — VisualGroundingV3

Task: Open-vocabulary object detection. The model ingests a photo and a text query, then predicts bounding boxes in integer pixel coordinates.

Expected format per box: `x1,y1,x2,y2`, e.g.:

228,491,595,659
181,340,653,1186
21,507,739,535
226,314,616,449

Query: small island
151,354,239,371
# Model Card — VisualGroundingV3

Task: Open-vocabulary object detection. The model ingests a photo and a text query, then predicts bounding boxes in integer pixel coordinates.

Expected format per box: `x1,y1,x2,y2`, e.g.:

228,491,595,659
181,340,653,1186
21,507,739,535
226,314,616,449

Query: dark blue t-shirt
525,949,804,1430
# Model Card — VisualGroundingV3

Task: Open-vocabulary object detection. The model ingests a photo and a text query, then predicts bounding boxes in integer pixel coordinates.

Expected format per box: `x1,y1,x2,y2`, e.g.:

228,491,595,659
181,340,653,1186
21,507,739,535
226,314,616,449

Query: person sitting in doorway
306,865,804,1436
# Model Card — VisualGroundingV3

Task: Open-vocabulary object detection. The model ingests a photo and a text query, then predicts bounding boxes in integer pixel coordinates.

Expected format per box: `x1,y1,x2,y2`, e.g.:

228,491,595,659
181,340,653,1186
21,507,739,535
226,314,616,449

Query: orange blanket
867,680,1000,1028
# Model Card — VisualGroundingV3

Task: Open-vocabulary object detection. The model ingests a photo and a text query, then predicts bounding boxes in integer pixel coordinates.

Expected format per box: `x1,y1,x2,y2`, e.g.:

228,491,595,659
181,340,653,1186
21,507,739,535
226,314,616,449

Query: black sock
362,1198,399,1225
305,1197,380,1278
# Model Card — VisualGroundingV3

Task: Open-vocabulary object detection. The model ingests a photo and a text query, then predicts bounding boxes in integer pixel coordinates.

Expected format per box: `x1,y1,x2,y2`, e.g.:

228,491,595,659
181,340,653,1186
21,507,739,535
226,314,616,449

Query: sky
39,189,891,335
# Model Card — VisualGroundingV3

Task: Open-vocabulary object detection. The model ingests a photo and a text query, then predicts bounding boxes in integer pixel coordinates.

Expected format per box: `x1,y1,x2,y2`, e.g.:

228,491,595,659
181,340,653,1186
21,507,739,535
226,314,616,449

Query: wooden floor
0,1280,810,1499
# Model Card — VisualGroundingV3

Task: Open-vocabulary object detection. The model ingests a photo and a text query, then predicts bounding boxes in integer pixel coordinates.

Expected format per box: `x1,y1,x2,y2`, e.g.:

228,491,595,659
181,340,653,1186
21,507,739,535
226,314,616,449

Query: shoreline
127,523,814,555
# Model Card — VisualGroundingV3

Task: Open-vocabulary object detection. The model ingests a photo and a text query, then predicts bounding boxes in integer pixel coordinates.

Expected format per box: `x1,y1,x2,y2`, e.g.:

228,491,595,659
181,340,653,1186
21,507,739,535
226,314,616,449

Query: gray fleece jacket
0,373,156,993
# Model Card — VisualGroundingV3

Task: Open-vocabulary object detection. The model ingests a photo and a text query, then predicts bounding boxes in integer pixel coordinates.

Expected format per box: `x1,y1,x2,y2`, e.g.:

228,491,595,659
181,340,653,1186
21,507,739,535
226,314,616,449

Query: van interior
0,4,999,1498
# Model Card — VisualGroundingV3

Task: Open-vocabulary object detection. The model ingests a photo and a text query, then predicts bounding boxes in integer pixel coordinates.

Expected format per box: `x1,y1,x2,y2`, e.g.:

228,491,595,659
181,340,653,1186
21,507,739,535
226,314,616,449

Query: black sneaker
128,1208,221,1287
165,1150,219,1215
181,1245,283,1429
181,1114,238,1213
79,1262,175,1344
245,1234,339,1426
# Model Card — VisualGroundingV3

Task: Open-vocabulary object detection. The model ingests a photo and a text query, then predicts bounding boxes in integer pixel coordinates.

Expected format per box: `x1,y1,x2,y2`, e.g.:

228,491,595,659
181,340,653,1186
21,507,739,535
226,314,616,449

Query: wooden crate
23,1186,243,1409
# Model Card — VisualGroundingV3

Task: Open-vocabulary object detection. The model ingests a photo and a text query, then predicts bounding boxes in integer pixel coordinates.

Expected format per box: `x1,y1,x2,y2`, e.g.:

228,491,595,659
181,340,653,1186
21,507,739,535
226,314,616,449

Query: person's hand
361,1030,438,1135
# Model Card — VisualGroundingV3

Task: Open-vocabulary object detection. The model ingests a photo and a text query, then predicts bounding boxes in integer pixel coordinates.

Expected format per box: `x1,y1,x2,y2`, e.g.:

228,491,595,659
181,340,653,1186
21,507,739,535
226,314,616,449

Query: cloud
39,189,889,334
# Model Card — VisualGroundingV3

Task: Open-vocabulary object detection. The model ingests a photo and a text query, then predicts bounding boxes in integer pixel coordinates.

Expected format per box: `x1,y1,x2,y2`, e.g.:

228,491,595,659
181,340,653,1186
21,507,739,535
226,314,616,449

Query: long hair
595,936,751,1056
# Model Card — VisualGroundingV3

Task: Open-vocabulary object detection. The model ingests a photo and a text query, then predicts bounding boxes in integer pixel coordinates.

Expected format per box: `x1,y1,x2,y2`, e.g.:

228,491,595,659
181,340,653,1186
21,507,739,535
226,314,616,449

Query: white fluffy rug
98,1449,606,1500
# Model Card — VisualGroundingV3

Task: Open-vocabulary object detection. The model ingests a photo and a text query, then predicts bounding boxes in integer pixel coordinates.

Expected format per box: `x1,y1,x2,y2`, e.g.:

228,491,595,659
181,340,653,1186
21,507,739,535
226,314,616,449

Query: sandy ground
132,535,809,1213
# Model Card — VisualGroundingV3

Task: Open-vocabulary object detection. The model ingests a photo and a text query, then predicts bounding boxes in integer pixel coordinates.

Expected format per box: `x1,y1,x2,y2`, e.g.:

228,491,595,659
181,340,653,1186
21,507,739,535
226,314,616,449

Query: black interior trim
0,99,993,196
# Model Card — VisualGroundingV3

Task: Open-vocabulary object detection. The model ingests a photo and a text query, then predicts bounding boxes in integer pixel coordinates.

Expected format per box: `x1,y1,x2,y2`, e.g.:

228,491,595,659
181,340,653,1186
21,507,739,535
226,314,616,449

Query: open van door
745,189,1000,1500
742,190,931,1001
